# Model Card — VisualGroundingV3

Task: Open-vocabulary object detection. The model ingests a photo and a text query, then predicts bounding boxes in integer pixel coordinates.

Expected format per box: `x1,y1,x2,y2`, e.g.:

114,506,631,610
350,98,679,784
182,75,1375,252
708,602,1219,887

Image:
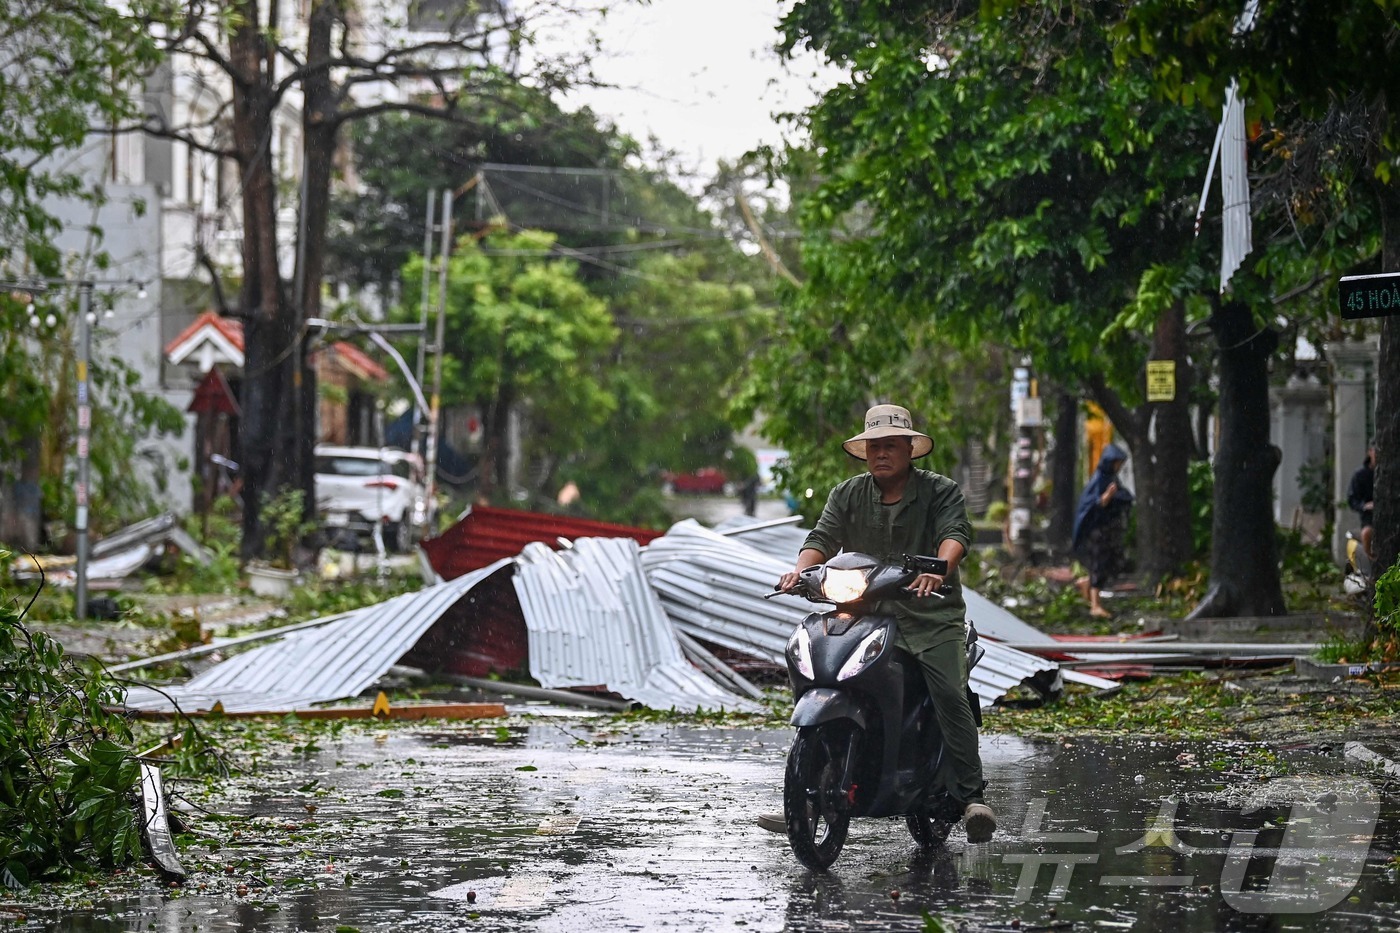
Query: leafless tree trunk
229,0,295,561
144,0,595,557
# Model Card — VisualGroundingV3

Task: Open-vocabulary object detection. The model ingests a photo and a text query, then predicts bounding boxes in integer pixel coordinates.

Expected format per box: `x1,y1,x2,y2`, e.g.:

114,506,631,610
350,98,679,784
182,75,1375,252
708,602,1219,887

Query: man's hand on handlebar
906,572,947,598
775,570,802,593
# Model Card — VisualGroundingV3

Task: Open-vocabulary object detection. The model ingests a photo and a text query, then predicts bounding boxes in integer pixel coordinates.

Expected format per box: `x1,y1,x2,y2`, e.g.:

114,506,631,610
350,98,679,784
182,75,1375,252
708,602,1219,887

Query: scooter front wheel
784,724,853,871
906,805,955,849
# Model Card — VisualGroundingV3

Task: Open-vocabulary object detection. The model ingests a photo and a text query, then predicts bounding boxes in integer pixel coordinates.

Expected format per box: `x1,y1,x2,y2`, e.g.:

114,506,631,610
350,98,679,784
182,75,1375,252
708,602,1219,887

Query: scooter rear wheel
906,805,955,849
784,724,853,871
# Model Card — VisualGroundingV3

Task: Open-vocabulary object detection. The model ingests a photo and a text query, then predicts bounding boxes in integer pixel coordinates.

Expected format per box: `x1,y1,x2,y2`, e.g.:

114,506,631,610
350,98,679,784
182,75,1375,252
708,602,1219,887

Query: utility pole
1008,363,1042,565
4,276,144,621
75,282,93,621
414,189,437,443
424,189,453,530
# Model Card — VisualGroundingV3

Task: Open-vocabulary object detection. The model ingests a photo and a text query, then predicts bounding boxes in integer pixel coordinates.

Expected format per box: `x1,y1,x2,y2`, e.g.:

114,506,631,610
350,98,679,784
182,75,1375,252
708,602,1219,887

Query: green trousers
900,634,986,805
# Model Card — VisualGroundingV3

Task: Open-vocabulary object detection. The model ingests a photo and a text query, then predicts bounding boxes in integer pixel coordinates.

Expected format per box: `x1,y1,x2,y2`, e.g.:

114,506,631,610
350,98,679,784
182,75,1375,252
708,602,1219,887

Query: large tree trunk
232,4,294,562
294,0,341,534
1186,300,1287,620
1083,304,1195,583
1367,181,1400,639
1045,386,1078,560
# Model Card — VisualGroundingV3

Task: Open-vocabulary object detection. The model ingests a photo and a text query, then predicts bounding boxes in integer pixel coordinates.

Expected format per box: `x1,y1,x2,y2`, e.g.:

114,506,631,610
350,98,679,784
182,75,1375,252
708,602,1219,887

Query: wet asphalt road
15,709,1400,932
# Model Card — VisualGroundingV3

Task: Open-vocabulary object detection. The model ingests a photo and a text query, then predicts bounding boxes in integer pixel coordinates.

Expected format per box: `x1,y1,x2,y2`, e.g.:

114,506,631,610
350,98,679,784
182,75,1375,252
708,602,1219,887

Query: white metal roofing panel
512,537,759,713
713,515,810,562
120,560,513,712
641,520,1061,708
1218,80,1253,291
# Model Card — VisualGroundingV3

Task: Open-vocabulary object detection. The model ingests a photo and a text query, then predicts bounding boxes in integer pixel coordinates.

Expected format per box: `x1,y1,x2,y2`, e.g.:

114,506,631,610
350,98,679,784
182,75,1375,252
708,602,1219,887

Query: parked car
661,467,734,496
313,445,428,552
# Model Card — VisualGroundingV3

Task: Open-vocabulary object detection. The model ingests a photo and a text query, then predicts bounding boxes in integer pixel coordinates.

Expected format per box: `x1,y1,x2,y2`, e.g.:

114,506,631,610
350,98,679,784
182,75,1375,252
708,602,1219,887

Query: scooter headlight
787,625,814,680
837,627,888,681
822,567,868,603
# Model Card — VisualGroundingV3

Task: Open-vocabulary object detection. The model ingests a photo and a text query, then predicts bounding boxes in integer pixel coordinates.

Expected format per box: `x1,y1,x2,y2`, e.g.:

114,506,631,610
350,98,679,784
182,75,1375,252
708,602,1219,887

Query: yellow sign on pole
1146,360,1176,402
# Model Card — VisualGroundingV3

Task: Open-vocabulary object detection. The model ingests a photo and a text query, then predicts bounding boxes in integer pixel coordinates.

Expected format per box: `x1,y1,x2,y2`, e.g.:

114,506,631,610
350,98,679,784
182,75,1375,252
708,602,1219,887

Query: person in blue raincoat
1072,443,1135,618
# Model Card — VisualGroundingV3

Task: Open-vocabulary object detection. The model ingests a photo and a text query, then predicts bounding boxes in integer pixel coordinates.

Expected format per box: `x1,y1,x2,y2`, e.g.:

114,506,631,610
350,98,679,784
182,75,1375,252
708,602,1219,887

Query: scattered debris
118,561,514,714
138,763,185,881
125,700,506,722
1344,741,1400,778
116,512,1084,716
12,512,210,589
512,536,761,712
426,672,633,712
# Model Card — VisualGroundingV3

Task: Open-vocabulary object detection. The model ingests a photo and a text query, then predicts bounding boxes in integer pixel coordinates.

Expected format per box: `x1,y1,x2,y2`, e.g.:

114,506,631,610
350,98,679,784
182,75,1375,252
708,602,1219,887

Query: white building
24,0,509,518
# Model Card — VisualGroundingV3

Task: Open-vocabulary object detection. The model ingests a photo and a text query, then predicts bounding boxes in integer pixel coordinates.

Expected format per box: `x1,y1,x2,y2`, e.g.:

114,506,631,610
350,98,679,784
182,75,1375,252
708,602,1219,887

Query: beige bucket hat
843,404,933,460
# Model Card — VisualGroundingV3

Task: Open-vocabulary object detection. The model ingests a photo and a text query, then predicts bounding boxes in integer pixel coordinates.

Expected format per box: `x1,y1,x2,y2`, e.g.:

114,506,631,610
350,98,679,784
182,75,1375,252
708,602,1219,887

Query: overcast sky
529,0,838,182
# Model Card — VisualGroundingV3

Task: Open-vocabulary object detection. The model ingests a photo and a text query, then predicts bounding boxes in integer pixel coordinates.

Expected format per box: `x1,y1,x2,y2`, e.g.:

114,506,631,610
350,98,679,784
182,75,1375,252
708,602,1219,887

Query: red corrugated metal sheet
422,505,663,581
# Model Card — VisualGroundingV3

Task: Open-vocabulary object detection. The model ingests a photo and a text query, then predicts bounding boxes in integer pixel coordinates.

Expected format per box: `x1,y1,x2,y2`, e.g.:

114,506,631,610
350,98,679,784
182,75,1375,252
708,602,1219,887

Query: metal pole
292,149,310,513
75,282,93,621
414,190,436,436
424,189,453,530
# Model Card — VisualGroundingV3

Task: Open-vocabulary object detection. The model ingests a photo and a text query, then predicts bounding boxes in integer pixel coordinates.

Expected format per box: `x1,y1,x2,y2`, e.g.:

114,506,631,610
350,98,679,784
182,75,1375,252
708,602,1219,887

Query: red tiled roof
422,505,664,581
164,315,391,385
324,340,389,382
163,310,244,357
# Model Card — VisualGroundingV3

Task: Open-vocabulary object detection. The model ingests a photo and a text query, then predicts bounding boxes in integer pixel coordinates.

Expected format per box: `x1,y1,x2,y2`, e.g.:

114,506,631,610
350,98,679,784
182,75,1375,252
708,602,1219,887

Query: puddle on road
13,716,1400,932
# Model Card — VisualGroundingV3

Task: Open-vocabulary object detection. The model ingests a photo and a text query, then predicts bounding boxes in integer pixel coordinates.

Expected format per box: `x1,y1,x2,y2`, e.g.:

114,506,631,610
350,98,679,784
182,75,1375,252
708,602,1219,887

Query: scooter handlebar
901,554,949,576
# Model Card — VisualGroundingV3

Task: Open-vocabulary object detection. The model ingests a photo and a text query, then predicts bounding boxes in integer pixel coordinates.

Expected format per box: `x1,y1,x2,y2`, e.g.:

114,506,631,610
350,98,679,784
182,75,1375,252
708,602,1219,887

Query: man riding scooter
758,403,996,844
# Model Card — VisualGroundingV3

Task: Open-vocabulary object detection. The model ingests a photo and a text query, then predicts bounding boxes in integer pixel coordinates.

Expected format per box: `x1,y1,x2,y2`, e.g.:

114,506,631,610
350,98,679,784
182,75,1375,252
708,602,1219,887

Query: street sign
1146,360,1176,402
1339,273,1400,320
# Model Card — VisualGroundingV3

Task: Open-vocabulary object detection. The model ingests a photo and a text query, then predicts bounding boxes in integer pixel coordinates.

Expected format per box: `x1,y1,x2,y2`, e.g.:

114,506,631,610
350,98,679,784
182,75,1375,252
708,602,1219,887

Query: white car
313,445,428,552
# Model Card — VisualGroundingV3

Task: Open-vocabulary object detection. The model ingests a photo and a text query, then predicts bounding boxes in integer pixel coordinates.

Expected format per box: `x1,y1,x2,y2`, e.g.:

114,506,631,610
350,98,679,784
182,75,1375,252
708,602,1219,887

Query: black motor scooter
768,551,985,871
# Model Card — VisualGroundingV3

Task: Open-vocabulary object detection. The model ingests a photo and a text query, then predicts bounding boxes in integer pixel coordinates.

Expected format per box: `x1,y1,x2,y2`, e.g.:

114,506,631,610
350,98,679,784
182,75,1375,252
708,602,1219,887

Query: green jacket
802,468,972,651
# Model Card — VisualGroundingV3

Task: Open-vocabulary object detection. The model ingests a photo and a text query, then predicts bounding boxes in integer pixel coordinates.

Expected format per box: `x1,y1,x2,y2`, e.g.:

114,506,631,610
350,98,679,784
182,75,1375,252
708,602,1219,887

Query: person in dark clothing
1348,444,1376,562
1072,443,1135,618
739,474,760,517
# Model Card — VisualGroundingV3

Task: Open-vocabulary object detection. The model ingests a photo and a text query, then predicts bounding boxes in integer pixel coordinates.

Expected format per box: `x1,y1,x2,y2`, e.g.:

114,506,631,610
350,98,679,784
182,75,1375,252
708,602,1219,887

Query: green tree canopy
1107,0,1400,584
754,0,1224,576
400,229,618,502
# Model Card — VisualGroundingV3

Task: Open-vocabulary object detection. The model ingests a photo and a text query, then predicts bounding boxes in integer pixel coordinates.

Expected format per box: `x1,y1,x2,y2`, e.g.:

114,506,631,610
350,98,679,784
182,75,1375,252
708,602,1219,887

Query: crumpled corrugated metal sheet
92,512,210,564
18,512,211,588
513,537,760,713
120,560,512,713
713,514,808,562
715,516,1050,645
641,521,1060,707
711,516,1120,686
